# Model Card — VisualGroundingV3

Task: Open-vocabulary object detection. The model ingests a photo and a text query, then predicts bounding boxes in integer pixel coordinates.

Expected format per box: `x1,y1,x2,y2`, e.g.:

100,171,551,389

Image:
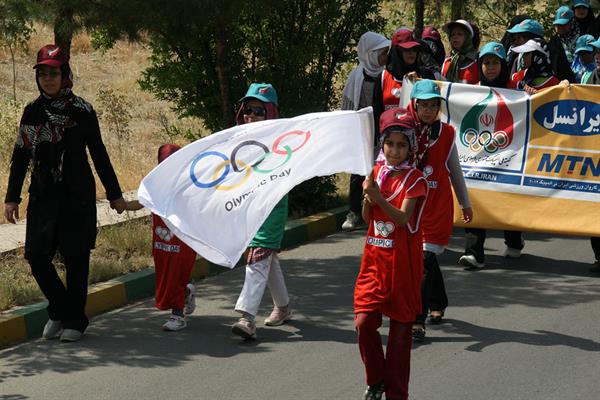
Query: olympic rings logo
189,130,311,191
461,128,510,153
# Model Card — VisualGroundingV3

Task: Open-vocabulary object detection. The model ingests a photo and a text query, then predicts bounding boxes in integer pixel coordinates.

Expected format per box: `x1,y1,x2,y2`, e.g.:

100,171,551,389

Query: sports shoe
232,317,256,340
184,283,196,315
342,211,360,231
264,306,292,326
363,381,385,400
412,325,426,343
60,329,83,342
162,315,187,331
504,247,522,258
458,254,485,269
42,319,63,340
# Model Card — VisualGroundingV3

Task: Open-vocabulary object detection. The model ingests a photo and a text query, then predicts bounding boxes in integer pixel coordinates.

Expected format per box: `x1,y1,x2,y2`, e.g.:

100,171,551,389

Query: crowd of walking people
2,1,600,400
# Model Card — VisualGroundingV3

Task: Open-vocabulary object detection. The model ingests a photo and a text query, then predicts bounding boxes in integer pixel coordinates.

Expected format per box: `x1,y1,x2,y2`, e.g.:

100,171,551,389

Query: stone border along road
0,192,349,348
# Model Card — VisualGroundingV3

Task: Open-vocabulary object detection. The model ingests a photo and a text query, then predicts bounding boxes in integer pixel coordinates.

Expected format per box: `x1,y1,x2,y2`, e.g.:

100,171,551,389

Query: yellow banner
439,83,600,236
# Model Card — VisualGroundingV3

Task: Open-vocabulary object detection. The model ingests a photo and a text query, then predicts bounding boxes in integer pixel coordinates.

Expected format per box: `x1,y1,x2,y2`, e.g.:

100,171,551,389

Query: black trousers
591,237,600,261
348,173,364,214
416,251,448,324
464,228,523,263
28,250,91,332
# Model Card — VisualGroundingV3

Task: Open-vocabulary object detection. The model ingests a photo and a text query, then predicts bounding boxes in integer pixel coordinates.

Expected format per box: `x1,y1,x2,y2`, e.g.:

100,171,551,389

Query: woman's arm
447,145,473,223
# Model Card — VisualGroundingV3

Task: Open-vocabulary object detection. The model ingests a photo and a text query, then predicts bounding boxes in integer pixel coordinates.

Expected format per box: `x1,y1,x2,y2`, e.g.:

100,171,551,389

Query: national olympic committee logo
189,130,311,191
459,88,514,153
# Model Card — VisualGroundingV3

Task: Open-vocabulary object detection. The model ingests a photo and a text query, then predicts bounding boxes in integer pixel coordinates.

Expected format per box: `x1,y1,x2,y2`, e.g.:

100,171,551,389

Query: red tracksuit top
420,122,456,247
354,166,428,322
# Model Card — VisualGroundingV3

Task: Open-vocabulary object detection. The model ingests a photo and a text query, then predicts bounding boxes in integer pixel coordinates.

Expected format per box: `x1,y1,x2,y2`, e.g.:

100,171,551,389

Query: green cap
410,79,444,101
240,83,278,105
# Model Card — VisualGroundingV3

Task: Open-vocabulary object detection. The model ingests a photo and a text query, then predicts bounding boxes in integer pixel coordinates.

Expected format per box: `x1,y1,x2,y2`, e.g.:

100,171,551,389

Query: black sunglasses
243,105,266,117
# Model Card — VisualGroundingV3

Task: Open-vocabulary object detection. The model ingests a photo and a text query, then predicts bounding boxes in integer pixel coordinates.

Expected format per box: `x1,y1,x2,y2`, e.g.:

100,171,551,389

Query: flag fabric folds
138,108,375,267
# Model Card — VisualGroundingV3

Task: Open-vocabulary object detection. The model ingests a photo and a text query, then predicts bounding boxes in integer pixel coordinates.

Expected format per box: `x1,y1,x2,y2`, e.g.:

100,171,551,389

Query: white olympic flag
138,108,375,267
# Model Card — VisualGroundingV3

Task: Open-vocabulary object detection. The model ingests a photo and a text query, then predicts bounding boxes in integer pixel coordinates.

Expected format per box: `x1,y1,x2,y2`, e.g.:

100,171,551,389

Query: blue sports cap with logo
575,34,595,53
590,37,600,49
410,79,444,101
506,19,544,37
574,0,591,8
554,6,574,25
479,42,507,60
240,83,278,106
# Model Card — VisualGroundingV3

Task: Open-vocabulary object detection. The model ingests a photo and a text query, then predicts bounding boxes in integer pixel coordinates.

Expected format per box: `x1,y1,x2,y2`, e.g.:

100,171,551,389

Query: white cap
511,39,549,57
444,19,474,38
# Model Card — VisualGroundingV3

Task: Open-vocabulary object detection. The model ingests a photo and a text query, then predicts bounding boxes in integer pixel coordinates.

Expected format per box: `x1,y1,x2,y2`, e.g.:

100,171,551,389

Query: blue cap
506,19,545,37
575,34,595,53
240,83,278,105
410,79,444,101
574,0,590,8
554,6,574,25
479,42,507,60
590,37,600,49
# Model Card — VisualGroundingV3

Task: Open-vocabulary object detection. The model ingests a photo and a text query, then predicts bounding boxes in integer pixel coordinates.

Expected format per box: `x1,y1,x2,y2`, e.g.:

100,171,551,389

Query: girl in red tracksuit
508,38,560,94
355,108,428,400
125,144,197,332
406,80,473,342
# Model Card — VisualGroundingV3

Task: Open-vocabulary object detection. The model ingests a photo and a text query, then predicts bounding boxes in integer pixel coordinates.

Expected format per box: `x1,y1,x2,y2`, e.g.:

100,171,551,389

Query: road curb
0,206,349,348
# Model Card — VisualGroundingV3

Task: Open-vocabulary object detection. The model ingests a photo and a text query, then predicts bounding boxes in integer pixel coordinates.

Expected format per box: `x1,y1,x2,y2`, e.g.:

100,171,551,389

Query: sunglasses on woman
243,105,266,117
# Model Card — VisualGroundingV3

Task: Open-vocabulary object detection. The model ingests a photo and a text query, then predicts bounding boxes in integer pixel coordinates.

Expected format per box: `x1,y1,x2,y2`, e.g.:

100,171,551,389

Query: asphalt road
1,228,599,400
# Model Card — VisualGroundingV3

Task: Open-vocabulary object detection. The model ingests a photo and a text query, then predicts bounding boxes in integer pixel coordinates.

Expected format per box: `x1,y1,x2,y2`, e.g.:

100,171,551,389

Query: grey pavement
1,228,599,400
0,191,148,253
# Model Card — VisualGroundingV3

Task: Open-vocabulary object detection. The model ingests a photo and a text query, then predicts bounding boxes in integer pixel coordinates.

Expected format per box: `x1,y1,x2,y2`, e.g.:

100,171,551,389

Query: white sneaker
42,319,63,340
59,329,83,342
504,247,522,258
458,254,485,269
342,211,360,231
162,315,187,331
184,283,196,315
232,317,257,340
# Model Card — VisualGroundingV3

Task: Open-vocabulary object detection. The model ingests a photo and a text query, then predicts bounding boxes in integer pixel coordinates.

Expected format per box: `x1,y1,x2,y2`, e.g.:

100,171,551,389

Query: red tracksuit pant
355,312,412,400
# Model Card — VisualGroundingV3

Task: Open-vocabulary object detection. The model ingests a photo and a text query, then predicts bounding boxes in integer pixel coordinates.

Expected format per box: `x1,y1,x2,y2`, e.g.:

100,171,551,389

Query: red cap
158,144,181,163
33,45,69,69
392,29,421,49
422,26,441,42
379,107,415,132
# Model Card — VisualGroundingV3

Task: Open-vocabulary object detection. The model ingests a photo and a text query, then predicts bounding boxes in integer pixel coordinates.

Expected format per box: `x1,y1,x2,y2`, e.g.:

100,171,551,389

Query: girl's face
575,6,589,19
377,47,389,66
580,50,594,64
383,131,410,165
481,55,502,81
416,98,441,125
401,48,417,65
522,52,533,69
511,33,527,46
594,50,600,68
37,66,62,97
242,98,267,124
450,27,467,50
555,23,571,36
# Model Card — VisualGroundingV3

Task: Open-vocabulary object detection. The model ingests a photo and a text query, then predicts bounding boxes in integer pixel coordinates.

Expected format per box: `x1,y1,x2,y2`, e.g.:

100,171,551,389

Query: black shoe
412,325,426,342
428,310,445,324
590,261,600,273
363,381,385,400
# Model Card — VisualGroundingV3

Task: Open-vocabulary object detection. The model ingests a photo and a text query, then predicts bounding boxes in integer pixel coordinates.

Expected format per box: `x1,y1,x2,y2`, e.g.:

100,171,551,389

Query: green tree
89,0,385,215
0,0,34,101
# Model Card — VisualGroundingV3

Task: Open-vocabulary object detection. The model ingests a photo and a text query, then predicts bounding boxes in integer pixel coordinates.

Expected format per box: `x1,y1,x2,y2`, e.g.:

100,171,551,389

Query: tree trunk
414,0,425,38
214,16,235,129
53,4,74,57
10,46,17,102
451,0,463,20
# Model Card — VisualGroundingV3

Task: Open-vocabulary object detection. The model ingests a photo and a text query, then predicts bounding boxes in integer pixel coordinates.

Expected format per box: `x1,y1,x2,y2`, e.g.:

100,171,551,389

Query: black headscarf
501,15,530,50
574,6,597,35
518,38,555,89
478,54,510,88
385,46,419,79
